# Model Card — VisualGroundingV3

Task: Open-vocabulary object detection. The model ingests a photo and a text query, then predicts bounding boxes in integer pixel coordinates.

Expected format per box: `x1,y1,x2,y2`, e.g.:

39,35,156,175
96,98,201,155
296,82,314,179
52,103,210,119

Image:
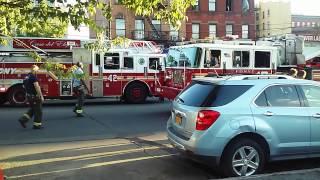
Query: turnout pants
73,86,85,114
20,95,42,127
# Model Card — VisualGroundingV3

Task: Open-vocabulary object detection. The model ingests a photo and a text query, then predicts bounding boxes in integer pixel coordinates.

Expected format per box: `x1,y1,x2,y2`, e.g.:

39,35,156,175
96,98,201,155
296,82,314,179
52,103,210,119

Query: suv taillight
196,110,220,131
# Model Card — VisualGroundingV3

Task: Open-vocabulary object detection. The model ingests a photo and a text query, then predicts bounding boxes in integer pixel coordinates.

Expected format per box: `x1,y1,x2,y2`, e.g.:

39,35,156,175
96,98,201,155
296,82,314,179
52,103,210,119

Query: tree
0,0,195,77
17,17,68,38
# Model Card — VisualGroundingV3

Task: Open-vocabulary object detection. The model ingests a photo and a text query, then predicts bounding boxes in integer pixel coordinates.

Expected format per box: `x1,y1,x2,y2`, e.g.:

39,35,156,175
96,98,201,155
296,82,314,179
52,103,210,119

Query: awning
303,46,320,61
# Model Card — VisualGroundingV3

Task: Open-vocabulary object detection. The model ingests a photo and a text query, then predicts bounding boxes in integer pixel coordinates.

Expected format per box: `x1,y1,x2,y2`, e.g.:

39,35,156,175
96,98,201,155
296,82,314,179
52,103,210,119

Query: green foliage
18,17,68,38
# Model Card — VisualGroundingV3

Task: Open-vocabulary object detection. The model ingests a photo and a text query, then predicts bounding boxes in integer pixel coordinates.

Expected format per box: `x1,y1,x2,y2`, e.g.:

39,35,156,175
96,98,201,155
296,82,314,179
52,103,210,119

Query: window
226,0,232,11
135,19,144,40
242,25,249,39
124,57,134,69
264,85,301,107
104,53,120,70
263,23,265,30
209,0,216,11
209,24,217,38
262,11,265,19
192,23,200,39
192,0,199,11
205,50,221,68
170,25,179,41
301,85,320,107
114,0,123,4
152,20,161,38
152,20,161,31
116,18,125,37
302,22,305,27
177,81,252,107
267,9,270,16
312,22,316,27
226,24,233,36
297,22,300,27
255,91,268,106
233,51,249,68
292,22,295,27
166,47,202,68
255,51,270,68
242,0,249,13
149,58,160,70
307,22,311,27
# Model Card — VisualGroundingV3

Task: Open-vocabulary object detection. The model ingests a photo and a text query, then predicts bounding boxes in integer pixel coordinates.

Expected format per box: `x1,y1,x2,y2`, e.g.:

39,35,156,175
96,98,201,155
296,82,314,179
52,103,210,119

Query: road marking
7,154,177,179
1,144,172,170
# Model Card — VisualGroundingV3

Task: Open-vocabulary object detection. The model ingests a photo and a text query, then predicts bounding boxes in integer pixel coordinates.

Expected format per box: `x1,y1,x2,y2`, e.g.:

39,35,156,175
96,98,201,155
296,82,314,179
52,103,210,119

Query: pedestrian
18,65,44,129
72,62,89,117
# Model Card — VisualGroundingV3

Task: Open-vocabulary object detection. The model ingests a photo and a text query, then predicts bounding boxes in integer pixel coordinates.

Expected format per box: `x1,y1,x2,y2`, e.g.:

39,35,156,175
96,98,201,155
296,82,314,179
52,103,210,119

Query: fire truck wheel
0,94,7,105
125,83,148,104
8,86,27,105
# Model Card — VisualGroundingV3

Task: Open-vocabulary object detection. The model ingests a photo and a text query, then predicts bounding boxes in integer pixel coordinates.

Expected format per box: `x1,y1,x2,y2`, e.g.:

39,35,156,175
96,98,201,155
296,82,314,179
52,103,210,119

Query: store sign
304,36,320,42
13,39,81,49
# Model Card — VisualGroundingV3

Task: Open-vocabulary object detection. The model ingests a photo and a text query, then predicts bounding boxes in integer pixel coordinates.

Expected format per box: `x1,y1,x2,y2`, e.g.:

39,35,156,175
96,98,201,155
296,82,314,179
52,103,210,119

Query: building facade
185,0,256,40
257,0,291,38
292,15,320,62
292,15,320,36
90,1,186,46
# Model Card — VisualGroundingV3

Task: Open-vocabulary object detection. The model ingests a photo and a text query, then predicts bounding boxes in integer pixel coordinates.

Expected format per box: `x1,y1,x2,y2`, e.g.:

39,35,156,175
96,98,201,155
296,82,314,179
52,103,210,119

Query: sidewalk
221,168,320,180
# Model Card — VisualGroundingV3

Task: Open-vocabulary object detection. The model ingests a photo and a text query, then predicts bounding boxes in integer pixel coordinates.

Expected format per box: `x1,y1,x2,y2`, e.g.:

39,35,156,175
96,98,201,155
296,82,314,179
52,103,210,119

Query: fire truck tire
0,94,7,105
8,86,27,105
124,83,148,104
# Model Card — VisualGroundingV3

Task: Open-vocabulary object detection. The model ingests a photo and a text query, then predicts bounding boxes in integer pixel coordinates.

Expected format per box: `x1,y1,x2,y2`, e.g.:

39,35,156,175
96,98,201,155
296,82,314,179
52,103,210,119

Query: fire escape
144,17,161,40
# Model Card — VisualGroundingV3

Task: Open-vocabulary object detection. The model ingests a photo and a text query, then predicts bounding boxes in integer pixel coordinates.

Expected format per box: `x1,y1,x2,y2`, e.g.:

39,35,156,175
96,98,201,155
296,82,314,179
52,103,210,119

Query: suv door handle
312,113,320,118
263,111,274,116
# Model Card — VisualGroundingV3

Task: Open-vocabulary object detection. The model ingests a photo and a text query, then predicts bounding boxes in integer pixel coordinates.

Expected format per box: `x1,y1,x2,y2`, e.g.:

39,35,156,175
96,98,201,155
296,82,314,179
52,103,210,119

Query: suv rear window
176,81,252,107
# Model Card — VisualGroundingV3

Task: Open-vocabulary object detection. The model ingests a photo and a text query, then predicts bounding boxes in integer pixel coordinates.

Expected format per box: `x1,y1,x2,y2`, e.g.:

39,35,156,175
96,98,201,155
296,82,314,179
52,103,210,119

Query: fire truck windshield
166,47,202,68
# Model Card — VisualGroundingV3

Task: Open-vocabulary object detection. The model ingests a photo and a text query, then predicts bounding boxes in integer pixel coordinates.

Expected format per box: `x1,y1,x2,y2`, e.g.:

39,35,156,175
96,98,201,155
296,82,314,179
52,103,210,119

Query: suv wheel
221,139,266,177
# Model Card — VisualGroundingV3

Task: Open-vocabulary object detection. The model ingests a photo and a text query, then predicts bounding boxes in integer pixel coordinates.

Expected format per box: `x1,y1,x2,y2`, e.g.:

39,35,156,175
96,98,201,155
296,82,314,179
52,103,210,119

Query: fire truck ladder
145,17,161,40
128,40,163,54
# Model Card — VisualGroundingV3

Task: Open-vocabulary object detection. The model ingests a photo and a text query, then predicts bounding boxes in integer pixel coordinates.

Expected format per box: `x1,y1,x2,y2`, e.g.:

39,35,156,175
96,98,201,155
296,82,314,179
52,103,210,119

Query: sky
257,0,320,16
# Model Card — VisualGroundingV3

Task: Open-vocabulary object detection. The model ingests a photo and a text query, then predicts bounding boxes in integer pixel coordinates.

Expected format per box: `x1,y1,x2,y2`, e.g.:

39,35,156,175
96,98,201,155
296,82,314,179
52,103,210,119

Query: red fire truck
0,37,165,105
158,41,283,100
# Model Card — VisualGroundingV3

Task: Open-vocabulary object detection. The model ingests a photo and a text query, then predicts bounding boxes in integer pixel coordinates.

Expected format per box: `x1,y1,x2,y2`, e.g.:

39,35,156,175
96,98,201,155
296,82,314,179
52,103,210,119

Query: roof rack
227,75,295,80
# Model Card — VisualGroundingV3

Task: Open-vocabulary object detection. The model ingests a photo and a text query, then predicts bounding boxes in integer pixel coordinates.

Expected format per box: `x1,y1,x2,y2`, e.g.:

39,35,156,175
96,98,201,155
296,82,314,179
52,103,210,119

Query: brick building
186,0,256,40
90,1,186,46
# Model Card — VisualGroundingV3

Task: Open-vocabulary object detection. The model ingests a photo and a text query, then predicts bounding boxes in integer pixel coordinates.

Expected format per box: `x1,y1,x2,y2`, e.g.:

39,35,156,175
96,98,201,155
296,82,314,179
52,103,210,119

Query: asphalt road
0,98,320,180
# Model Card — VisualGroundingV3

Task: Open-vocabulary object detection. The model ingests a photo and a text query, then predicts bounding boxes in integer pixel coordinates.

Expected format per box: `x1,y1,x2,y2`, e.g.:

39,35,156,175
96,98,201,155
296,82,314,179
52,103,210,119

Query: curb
217,168,320,180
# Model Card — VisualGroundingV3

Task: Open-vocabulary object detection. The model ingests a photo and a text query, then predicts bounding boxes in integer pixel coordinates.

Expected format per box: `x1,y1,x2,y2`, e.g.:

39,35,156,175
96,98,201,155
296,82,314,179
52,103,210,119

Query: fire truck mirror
95,54,101,66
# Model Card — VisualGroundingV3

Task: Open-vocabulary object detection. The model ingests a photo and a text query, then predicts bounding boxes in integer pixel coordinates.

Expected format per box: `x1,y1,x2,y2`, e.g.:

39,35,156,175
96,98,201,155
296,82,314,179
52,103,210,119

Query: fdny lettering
0,68,17,74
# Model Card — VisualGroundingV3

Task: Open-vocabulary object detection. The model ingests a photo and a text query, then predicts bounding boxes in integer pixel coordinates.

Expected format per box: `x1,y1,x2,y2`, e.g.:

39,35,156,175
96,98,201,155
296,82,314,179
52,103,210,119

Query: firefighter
18,65,44,129
289,68,298,78
72,62,89,117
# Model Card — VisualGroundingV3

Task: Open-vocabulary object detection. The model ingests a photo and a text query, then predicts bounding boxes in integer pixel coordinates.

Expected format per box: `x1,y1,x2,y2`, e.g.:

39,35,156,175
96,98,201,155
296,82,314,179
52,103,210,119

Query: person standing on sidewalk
18,65,44,129
72,62,89,117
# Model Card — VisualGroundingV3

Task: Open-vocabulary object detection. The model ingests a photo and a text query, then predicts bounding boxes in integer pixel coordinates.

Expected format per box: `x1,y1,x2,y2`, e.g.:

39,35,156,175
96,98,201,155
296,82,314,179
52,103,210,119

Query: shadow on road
0,138,219,180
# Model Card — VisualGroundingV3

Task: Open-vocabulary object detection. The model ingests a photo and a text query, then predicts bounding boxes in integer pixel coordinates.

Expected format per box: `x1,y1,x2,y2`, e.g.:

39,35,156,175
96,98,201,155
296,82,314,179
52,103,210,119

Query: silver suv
167,75,320,177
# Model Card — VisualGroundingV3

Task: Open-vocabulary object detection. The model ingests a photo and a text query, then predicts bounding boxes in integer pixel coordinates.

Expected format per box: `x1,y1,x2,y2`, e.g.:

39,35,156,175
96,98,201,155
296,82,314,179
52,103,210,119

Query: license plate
175,115,182,126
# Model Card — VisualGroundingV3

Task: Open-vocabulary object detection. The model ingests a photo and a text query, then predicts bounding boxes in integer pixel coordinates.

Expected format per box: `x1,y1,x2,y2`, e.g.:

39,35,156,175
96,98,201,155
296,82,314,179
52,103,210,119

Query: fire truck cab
159,42,279,100
0,38,165,105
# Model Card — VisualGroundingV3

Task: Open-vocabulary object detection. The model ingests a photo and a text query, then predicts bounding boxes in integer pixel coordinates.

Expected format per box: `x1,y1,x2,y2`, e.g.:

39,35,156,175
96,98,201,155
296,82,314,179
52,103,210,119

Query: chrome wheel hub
232,146,260,176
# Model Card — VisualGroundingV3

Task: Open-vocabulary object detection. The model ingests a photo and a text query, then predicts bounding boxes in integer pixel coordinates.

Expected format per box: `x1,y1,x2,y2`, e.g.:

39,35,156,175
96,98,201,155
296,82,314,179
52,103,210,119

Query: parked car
167,75,320,177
